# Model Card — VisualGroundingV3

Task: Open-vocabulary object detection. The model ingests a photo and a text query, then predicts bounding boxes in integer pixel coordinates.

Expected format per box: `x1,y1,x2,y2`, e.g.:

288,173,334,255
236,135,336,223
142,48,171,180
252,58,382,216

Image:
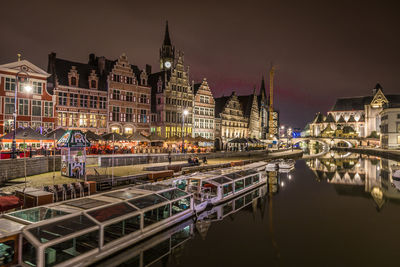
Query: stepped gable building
237,88,261,139
149,22,194,138
192,78,215,140
47,53,108,134
48,53,151,135
214,92,248,150
0,58,55,135
309,83,400,138
107,53,151,135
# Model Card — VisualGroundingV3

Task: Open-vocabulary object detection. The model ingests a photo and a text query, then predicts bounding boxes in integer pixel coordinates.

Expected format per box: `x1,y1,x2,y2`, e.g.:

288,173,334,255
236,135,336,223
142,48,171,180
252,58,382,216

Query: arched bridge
292,137,359,148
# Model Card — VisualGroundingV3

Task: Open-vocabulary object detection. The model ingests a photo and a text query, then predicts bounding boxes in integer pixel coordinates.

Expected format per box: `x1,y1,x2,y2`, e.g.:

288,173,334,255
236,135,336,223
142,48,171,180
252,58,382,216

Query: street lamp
12,70,31,159
181,109,189,153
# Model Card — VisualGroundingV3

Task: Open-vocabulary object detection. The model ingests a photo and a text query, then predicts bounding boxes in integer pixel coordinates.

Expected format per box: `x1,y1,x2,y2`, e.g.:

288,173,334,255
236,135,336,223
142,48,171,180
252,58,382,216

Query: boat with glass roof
181,161,268,212
0,183,194,267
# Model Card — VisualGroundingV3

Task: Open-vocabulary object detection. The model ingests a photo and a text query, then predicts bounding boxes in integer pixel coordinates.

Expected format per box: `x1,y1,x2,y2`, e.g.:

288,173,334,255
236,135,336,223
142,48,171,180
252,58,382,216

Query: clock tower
160,21,175,70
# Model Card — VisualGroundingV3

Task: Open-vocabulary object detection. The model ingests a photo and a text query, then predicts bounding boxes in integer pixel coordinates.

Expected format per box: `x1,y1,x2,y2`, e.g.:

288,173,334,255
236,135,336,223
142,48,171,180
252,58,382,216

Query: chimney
98,56,105,74
146,64,152,75
89,53,96,66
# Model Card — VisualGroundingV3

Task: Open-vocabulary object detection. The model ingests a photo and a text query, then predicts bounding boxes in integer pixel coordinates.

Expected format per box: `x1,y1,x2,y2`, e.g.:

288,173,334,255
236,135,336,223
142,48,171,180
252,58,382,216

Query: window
139,94,147,103
79,114,88,127
70,76,77,86
158,97,161,104
18,99,29,116
31,100,41,116
89,96,96,108
126,92,133,102
80,95,88,107
140,109,147,123
90,114,97,127
32,81,42,94
103,215,140,244
44,102,53,117
68,113,78,127
126,108,133,122
223,184,233,196
99,97,106,109
58,92,67,106
171,197,191,215
58,112,67,127
112,90,120,100
70,94,78,107
245,177,252,187
5,77,16,91
100,115,106,128
143,204,170,227
112,106,120,122
91,80,97,88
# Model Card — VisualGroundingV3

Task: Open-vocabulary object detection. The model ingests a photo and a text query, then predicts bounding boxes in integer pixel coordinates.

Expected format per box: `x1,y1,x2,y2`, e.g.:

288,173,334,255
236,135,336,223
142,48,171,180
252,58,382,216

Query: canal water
94,153,400,267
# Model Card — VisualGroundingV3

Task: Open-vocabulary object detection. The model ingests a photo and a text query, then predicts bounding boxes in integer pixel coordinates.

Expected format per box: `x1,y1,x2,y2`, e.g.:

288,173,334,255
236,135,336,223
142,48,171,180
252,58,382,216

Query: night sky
1,0,399,128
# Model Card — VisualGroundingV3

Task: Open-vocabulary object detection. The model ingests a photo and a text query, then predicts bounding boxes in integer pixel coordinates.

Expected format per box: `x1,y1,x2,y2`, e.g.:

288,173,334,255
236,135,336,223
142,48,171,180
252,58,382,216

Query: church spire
259,76,267,104
163,21,172,46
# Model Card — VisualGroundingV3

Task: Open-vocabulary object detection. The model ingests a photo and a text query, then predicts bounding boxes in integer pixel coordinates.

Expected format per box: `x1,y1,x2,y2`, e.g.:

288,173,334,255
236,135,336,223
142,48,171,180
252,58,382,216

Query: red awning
0,196,23,212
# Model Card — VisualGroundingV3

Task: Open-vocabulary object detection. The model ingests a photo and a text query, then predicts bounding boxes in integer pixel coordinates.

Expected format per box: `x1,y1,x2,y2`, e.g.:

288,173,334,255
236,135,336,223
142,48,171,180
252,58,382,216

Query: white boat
266,159,295,170
184,161,268,212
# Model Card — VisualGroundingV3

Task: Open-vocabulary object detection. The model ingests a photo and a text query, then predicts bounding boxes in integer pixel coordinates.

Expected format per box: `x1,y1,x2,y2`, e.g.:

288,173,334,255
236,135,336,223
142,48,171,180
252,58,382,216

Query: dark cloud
1,0,399,128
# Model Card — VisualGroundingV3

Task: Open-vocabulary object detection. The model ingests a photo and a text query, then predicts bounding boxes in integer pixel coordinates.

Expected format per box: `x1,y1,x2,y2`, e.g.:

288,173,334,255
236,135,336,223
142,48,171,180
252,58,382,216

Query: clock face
164,61,171,68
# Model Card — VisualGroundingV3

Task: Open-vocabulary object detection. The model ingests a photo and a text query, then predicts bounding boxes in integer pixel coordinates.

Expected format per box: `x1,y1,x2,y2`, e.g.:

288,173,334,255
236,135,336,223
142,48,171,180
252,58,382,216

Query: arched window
71,77,77,86
91,80,96,88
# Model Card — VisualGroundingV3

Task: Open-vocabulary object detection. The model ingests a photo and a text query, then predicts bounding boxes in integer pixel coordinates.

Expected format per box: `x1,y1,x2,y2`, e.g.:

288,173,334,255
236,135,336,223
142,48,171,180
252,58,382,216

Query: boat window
223,184,233,196
22,238,36,267
103,215,141,245
103,191,143,200
159,189,188,200
235,197,244,209
224,172,243,180
171,197,191,215
245,193,253,204
171,225,191,247
245,177,252,187
0,239,15,265
223,202,233,214
8,207,68,223
212,176,231,185
235,179,244,192
29,214,97,243
237,170,258,176
44,230,99,267
143,204,170,227
253,175,259,184
143,239,170,266
129,194,167,209
253,189,260,198
136,184,171,192
88,203,137,223
189,179,199,186
66,198,110,210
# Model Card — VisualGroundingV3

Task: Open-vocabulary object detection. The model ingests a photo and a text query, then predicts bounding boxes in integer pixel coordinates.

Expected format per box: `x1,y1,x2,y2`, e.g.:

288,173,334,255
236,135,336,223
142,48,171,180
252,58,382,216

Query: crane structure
268,66,276,139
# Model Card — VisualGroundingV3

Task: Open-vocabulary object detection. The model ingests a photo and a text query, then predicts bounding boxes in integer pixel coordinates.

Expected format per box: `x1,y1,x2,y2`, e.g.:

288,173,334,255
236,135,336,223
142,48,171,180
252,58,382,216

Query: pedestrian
168,151,172,165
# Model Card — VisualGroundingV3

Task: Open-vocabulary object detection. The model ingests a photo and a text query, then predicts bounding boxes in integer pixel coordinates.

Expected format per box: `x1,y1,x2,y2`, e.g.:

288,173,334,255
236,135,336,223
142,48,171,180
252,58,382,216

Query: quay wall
332,147,400,161
0,156,61,181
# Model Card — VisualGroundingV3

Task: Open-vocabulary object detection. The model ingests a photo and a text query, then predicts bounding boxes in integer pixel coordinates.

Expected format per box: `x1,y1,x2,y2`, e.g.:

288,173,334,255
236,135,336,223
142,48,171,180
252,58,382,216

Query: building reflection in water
306,151,400,210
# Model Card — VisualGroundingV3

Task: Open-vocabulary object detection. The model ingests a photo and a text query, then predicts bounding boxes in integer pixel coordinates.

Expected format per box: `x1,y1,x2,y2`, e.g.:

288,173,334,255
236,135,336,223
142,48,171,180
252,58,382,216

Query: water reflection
306,152,400,210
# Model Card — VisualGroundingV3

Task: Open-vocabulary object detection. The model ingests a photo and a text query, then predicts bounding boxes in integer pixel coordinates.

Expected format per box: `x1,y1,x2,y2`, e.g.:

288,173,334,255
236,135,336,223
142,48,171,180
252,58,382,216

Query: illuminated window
31,100,41,116
5,77,16,91
18,99,29,116
32,81,42,94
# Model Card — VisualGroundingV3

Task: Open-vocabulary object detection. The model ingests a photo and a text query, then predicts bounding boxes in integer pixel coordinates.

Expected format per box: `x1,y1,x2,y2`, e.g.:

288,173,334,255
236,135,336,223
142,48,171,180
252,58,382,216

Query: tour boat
0,183,195,267
266,159,295,170
182,161,268,212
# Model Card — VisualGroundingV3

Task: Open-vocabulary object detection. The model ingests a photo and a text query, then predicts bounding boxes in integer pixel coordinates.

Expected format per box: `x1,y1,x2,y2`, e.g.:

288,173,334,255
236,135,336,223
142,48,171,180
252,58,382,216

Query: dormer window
90,80,97,89
71,77,77,86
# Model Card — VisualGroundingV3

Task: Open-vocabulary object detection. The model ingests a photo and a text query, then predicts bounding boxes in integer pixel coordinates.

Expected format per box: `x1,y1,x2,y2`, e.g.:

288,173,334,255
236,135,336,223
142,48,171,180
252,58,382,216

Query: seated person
188,157,193,165
202,156,208,164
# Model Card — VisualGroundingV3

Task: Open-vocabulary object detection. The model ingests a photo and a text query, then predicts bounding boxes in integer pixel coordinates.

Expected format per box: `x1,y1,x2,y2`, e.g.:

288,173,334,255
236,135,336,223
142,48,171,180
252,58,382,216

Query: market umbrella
128,132,150,142
45,128,66,140
0,127,51,141
147,133,166,142
194,136,209,142
184,135,196,142
85,130,104,141
101,132,127,141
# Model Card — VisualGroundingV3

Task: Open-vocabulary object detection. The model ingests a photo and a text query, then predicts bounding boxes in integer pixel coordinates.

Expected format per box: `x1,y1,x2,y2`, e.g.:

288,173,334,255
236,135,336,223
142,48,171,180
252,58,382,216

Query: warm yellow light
183,109,189,116
24,84,32,92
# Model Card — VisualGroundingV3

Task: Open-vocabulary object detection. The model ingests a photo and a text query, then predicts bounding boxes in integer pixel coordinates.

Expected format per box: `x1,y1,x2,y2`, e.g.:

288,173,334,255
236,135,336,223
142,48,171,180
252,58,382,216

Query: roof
237,94,254,117
312,112,324,124
325,113,336,123
163,21,172,46
193,83,201,95
331,96,373,111
214,96,230,118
